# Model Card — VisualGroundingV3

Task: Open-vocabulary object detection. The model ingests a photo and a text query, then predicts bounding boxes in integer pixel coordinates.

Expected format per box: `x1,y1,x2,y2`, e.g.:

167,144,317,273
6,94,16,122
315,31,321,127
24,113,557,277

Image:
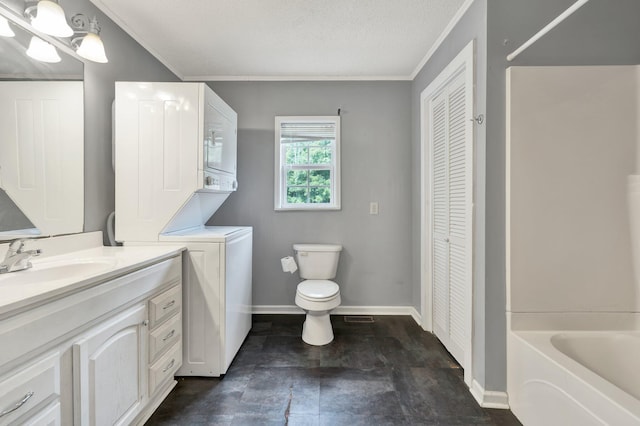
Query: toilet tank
293,244,342,279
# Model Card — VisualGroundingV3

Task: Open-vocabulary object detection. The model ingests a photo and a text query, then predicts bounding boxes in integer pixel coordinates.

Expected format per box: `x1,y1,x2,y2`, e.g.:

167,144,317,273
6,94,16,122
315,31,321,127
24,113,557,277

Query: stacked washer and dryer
114,82,251,376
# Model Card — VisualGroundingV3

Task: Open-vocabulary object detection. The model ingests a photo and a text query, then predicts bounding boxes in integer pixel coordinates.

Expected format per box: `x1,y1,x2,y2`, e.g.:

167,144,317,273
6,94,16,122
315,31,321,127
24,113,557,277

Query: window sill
275,206,341,212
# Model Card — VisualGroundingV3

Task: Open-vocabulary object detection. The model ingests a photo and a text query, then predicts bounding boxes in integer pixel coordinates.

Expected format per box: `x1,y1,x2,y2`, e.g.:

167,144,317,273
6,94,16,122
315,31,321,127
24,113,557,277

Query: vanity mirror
0,7,84,240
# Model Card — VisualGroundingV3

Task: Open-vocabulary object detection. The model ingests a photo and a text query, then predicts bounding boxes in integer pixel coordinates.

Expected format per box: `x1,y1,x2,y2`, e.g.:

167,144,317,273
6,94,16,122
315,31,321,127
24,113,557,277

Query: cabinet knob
142,320,149,327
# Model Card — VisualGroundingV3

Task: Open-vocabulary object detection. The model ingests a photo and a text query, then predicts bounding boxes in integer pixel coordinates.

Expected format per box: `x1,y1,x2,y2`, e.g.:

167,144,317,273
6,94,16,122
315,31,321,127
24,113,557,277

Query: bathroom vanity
0,232,185,425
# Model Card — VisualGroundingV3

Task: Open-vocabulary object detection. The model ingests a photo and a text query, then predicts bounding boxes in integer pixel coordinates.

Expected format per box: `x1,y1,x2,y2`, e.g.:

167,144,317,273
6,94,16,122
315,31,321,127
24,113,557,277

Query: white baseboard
251,305,418,316
252,305,304,315
334,305,417,316
469,379,510,409
408,306,421,325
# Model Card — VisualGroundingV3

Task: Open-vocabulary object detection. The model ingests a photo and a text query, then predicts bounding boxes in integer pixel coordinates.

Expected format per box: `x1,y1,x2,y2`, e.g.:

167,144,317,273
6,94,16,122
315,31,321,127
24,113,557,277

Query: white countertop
0,244,184,316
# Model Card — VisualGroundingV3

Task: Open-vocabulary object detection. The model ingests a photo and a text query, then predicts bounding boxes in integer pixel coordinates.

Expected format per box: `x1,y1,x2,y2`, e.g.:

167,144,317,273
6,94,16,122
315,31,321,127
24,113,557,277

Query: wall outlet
369,202,379,215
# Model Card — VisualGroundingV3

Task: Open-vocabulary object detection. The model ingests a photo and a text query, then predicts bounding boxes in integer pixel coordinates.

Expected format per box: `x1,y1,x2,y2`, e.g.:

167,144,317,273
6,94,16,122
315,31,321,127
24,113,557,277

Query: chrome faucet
0,239,42,274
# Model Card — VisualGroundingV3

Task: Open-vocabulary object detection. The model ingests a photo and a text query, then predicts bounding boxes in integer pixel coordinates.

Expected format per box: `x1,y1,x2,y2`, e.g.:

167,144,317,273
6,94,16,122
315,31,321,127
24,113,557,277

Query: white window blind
280,122,337,141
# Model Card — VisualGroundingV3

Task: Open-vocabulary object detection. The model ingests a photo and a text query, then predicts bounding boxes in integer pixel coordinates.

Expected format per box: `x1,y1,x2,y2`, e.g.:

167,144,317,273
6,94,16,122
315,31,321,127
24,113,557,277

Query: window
275,116,340,210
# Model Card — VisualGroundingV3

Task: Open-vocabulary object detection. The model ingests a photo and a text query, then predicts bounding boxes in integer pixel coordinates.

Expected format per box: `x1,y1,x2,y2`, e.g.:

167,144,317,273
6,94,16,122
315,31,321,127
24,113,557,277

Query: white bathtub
508,330,640,425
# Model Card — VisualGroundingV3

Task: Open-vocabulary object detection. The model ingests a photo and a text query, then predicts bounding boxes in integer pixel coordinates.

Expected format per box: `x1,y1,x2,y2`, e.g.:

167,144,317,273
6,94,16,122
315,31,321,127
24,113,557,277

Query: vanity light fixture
26,35,61,63
0,15,15,37
70,14,108,63
25,0,73,38
21,2,109,64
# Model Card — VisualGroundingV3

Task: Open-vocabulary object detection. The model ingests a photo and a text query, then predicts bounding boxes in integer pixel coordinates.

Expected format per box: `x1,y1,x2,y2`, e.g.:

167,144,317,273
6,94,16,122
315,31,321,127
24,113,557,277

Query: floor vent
343,315,374,323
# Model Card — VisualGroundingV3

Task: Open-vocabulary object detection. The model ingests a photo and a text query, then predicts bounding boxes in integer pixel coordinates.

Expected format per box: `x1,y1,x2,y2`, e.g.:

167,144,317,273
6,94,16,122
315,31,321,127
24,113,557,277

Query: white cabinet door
114,82,200,242
73,304,147,426
178,242,221,376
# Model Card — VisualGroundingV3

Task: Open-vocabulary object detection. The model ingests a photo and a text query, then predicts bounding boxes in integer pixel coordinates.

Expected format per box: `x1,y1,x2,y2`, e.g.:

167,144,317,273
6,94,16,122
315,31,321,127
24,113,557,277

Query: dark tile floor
147,315,522,426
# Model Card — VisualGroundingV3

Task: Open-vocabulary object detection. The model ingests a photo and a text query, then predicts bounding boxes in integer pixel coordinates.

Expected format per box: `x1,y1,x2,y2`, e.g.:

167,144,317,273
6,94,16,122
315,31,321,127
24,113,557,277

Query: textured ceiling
90,0,468,80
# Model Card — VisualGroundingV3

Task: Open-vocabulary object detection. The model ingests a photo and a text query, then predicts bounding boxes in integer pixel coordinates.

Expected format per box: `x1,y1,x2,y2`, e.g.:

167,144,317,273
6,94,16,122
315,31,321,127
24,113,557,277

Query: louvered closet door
430,71,471,367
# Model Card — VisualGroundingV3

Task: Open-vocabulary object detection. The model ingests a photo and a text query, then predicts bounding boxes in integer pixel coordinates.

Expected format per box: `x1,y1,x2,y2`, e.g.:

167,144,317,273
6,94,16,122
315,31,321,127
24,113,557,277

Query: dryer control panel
204,171,237,192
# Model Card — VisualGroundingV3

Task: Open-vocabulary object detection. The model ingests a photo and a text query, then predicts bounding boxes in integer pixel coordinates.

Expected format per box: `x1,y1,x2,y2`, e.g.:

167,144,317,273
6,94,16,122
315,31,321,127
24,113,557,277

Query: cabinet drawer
149,285,181,328
149,342,182,396
149,313,181,363
21,401,61,426
0,352,60,425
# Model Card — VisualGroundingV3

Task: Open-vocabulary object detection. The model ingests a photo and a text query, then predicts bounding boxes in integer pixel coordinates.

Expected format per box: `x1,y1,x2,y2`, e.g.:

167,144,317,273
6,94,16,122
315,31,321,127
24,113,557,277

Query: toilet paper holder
280,256,298,274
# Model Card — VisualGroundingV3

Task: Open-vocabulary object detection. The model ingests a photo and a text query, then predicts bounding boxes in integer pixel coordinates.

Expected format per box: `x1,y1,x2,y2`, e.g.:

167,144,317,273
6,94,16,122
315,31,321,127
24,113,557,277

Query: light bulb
26,36,61,63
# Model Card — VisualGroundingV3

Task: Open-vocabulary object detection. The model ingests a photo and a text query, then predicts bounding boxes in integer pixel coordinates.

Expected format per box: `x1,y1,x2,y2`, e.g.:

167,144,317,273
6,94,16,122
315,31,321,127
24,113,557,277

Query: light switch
369,202,379,215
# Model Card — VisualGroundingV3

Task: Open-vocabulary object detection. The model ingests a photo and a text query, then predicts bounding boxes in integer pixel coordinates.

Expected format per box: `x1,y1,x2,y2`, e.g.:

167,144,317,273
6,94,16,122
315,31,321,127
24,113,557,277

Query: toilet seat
296,280,340,302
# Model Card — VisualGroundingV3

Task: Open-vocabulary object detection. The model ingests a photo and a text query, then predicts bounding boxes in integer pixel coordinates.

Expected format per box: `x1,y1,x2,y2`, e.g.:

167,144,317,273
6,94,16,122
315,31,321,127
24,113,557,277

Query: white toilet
293,243,342,346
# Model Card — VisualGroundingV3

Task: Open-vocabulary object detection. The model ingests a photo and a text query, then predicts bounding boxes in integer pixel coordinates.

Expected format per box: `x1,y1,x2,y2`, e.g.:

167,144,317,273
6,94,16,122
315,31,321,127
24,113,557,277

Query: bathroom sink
0,258,118,286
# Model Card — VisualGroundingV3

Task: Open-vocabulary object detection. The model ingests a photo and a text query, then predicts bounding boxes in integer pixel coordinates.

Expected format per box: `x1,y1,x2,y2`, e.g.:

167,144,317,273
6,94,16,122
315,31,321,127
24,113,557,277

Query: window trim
274,116,341,211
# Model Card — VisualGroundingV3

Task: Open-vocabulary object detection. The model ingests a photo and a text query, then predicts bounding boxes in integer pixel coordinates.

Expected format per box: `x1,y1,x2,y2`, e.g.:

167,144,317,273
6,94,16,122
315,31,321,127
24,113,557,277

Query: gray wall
207,81,413,308
484,0,640,392
0,190,33,232
409,0,489,390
